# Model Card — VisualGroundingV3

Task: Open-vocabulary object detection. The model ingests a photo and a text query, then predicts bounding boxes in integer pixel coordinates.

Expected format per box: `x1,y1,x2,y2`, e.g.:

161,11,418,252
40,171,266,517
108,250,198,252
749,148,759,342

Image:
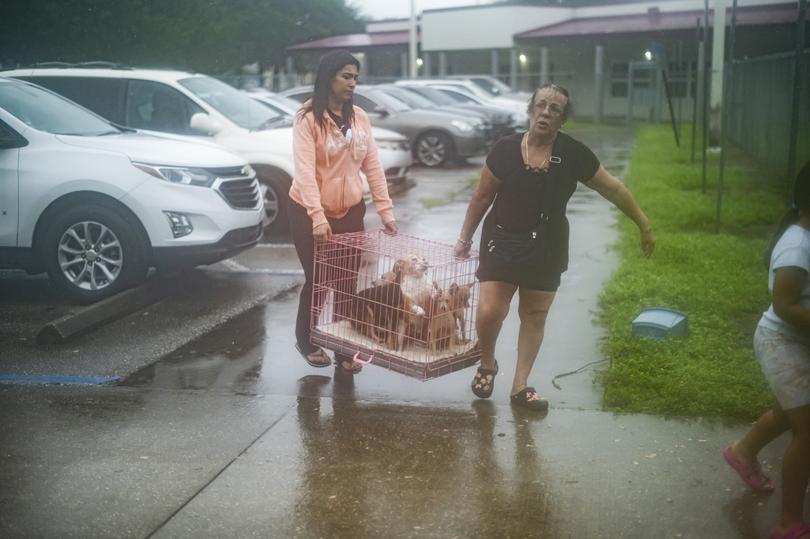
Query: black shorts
475,255,561,292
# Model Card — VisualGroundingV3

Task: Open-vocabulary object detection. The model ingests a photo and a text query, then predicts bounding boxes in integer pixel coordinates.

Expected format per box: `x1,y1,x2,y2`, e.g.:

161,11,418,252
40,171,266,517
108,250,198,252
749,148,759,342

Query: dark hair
764,160,810,267
527,83,572,121
301,49,360,130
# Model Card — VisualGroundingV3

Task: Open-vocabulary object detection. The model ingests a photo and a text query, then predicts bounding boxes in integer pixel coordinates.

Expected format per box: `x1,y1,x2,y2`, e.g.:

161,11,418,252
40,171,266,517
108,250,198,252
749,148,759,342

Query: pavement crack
145,404,294,538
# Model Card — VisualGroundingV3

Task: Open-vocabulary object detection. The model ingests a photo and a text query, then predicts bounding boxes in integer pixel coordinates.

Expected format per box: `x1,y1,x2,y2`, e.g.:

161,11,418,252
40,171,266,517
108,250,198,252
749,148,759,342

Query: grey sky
349,0,494,21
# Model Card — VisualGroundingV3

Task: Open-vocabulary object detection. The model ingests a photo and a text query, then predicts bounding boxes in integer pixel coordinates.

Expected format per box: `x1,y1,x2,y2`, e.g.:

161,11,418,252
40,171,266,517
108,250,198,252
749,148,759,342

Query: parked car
415,83,530,130
1,65,296,234
280,85,488,167
449,75,531,102
391,84,523,143
245,89,412,187
0,77,262,303
372,84,493,136
395,79,528,116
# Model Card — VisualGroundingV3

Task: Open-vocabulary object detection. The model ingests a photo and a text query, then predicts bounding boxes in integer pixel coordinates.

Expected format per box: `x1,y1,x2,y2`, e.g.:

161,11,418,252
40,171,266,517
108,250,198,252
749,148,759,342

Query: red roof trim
515,4,804,40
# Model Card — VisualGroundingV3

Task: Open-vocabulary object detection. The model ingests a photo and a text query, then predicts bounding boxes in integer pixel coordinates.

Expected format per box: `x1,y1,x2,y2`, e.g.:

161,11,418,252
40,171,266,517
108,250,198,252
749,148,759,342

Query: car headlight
132,162,218,187
376,140,404,151
451,120,474,132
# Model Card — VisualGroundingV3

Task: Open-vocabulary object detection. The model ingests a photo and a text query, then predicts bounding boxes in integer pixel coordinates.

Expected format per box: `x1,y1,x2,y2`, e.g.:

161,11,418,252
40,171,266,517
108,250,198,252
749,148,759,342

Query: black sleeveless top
481,131,600,274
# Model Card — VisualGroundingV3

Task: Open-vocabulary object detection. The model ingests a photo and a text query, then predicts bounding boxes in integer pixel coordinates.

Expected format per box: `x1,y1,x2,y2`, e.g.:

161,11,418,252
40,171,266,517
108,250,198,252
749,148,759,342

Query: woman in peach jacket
289,50,398,373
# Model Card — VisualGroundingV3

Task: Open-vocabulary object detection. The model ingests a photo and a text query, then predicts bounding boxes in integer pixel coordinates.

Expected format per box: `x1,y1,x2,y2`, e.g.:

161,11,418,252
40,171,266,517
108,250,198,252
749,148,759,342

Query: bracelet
457,237,473,247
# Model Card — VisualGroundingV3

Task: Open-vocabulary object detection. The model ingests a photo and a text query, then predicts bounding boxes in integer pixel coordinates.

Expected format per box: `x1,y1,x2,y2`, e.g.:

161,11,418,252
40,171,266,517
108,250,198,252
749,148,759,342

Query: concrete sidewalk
0,381,786,538
0,126,789,538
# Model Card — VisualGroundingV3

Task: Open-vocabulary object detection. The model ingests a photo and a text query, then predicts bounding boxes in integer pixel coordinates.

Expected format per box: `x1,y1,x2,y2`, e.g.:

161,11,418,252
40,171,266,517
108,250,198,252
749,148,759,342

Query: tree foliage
0,0,364,72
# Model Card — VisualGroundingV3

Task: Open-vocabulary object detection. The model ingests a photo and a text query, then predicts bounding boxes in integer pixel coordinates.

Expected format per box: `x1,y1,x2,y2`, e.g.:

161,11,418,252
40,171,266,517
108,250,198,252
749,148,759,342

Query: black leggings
289,198,366,354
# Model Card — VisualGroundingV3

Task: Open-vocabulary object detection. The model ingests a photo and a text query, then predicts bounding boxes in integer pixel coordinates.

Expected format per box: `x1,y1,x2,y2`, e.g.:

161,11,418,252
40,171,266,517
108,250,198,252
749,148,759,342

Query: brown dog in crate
349,282,406,350
448,282,474,343
426,288,457,351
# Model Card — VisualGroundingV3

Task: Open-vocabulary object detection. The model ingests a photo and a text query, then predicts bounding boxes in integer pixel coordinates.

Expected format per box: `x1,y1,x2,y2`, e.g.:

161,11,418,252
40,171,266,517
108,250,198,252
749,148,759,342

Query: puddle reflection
292,373,557,537
122,304,267,395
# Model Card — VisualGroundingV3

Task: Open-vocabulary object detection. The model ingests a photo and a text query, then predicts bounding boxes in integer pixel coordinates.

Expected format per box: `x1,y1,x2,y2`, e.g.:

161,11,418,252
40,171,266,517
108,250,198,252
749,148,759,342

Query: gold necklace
522,133,553,174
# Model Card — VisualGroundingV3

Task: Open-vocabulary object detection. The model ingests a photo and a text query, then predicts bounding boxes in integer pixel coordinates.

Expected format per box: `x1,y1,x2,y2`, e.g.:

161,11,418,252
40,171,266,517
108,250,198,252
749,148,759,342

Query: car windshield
270,94,303,115
401,86,456,106
379,86,435,109
436,87,480,105
468,77,512,96
251,99,294,128
0,80,119,136
179,76,278,131
449,82,492,101
363,89,411,112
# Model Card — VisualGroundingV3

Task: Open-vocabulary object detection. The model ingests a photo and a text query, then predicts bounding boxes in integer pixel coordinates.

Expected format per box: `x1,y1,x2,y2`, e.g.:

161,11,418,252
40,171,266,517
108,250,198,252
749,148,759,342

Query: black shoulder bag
486,173,556,266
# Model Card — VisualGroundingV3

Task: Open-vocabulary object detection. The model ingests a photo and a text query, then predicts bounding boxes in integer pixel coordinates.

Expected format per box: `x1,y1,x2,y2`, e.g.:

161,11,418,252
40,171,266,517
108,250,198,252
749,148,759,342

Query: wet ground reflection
123,303,269,395
291,374,557,538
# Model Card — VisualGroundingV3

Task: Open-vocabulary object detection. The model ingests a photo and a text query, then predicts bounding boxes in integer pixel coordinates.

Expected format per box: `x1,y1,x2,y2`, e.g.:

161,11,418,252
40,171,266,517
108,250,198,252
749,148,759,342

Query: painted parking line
254,243,295,249
220,258,252,272
0,374,121,385
207,268,305,276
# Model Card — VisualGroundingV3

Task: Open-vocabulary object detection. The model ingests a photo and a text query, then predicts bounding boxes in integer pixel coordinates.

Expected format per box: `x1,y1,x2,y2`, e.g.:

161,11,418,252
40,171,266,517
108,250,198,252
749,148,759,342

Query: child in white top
724,161,810,539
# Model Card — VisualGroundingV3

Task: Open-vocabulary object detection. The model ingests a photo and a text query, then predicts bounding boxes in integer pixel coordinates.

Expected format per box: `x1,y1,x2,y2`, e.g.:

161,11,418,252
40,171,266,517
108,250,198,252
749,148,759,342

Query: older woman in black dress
454,83,655,411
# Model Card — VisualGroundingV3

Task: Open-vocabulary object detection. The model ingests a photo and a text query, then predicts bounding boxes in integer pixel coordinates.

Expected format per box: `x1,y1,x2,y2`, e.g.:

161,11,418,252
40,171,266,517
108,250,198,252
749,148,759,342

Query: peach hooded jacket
289,103,394,230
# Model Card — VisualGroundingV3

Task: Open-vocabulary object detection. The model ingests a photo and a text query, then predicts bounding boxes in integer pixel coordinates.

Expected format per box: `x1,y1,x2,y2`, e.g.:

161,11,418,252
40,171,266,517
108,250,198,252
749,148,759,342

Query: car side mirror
190,112,223,135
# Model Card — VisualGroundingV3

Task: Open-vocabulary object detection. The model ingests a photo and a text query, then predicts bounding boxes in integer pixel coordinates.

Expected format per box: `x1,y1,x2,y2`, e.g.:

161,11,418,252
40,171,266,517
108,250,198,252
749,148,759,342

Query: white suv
0,77,263,303
2,66,301,235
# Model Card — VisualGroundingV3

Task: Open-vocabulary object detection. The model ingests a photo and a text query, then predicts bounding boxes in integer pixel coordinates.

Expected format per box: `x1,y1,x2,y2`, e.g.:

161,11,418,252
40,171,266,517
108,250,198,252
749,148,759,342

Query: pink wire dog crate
311,230,481,380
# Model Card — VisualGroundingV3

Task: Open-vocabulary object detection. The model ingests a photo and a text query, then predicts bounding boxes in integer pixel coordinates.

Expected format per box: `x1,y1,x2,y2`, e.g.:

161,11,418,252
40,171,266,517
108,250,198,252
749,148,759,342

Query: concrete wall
421,5,572,51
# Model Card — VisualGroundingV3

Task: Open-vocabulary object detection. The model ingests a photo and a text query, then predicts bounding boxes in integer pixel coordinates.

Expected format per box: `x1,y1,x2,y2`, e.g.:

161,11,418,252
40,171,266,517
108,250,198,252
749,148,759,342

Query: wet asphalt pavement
0,126,792,538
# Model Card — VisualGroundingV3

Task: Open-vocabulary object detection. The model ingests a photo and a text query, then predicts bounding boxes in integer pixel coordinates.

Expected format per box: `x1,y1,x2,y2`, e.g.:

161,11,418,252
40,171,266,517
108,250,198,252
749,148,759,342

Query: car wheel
258,172,291,236
42,203,149,304
415,131,452,167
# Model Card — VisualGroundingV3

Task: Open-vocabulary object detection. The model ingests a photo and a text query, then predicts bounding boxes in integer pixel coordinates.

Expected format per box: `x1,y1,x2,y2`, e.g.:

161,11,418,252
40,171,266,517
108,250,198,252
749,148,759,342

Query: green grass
420,196,453,209
420,176,480,209
598,124,786,421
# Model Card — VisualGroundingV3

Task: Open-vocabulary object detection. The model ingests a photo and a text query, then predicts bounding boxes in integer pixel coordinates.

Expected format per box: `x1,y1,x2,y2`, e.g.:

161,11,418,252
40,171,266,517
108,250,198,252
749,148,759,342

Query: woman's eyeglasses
534,100,564,116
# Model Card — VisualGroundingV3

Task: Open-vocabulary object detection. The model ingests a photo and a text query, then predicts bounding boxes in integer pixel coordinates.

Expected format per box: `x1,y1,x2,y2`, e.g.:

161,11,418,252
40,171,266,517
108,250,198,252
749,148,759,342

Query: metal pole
700,0,709,193
663,70,680,146
716,0,738,233
691,18,701,163
787,0,808,191
540,47,550,85
626,62,635,125
510,48,518,90
677,40,684,132
409,0,418,78
594,44,605,124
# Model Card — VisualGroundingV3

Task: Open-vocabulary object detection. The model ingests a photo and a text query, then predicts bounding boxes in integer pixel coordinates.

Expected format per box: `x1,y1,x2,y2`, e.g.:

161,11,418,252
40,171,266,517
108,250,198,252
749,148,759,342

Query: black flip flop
471,360,499,399
334,353,363,374
295,343,331,368
510,386,549,411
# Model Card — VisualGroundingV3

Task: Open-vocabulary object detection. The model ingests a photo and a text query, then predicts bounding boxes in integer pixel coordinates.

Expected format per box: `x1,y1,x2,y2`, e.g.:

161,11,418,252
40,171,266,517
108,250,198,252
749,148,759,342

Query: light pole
409,0,418,78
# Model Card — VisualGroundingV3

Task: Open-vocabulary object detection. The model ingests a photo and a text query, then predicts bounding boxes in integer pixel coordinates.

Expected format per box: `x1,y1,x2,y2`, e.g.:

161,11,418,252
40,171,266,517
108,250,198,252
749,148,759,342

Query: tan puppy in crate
399,254,439,346
349,282,406,350
374,254,437,348
448,282,474,343
426,288,457,351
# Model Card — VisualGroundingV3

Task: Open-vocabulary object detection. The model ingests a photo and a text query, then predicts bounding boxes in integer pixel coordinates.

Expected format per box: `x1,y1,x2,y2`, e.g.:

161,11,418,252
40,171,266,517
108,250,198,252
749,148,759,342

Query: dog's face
449,282,473,309
433,289,451,314
397,254,429,278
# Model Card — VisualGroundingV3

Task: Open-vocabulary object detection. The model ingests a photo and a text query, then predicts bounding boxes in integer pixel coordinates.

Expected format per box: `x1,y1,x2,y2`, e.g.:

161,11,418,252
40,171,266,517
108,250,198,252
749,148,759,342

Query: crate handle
352,351,374,365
